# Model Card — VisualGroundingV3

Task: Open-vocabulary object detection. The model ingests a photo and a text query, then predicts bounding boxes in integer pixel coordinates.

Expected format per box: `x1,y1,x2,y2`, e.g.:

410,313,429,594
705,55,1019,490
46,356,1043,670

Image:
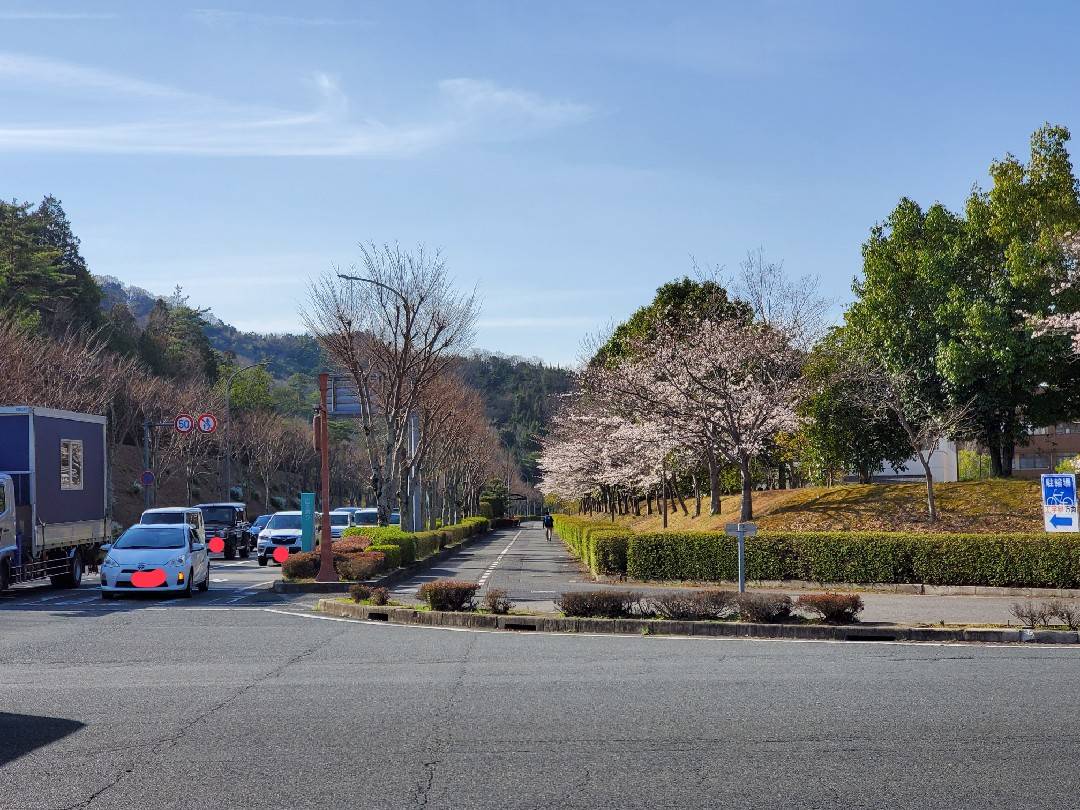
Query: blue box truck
0,407,108,590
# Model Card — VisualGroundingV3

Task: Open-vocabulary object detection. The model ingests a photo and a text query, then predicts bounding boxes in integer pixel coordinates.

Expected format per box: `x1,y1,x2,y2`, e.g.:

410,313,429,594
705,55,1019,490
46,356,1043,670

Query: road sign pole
315,373,338,582
737,531,746,593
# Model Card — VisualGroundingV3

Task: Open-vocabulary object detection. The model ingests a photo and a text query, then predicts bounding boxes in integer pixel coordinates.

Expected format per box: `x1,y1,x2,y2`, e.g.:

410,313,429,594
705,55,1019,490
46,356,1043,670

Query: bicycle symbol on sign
1046,490,1075,507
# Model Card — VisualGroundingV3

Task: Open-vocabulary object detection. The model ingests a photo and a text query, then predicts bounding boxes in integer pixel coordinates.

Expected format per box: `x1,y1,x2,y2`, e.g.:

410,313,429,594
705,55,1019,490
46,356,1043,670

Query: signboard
174,413,194,434
300,492,316,552
724,522,757,593
328,375,362,416
197,413,218,434
140,469,155,487
1041,473,1079,532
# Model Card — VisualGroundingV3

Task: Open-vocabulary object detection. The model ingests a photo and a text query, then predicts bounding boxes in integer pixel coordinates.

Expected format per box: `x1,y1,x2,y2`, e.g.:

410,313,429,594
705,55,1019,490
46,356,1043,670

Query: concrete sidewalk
389,522,1076,627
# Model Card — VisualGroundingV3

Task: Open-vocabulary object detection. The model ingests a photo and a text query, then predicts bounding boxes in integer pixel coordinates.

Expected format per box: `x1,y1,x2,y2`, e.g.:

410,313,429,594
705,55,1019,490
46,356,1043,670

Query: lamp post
223,361,268,500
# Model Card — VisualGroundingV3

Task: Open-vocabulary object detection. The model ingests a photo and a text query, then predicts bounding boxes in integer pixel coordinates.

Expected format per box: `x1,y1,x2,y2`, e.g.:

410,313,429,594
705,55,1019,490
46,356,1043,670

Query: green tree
0,200,62,331
34,195,101,332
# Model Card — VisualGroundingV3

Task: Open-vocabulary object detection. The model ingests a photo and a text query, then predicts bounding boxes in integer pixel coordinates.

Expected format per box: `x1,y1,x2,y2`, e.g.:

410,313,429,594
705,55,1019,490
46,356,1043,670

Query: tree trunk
693,473,701,517
707,447,721,515
739,453,753,522
918,452,938,521
777,461,787,490
661,482,668,529
674,478,689,516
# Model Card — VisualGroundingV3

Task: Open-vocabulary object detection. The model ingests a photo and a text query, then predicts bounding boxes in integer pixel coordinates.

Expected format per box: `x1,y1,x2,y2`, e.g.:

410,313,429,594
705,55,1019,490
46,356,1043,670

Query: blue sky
1,1,1078,365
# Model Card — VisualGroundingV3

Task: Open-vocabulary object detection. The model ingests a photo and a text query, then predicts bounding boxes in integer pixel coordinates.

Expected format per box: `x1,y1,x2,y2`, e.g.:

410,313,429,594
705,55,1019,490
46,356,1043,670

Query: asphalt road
4,578,1080,809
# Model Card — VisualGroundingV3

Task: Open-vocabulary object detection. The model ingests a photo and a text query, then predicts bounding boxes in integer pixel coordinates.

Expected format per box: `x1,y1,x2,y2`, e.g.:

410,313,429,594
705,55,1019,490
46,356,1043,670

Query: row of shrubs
283,516,492,581
554,589,864,624
553,515,1080,588
1010,599,1080,629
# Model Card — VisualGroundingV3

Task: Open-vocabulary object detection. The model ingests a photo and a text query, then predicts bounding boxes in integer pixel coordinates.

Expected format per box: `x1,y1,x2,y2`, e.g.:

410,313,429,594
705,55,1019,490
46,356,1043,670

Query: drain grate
368,611,389,622
503,622,537,631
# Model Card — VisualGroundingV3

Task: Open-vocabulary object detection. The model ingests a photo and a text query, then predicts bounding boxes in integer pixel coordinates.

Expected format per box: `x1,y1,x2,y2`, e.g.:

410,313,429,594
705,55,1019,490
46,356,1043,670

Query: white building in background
874,440,959,483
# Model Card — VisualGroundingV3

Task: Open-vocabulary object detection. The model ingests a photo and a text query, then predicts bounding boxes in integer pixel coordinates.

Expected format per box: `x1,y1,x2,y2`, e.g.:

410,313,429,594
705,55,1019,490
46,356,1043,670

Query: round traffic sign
197,413,218,434
140,469,155,487
175,413,195,434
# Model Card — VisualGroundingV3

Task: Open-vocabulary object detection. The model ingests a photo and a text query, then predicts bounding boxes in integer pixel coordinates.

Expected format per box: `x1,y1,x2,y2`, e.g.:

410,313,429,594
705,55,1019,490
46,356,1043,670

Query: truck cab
0,474,15,590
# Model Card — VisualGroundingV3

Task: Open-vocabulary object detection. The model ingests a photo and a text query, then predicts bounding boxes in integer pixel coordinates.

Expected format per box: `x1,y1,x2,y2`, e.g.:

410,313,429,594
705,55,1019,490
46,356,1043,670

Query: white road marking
476,531,522,588
226,580,277,602
210,578,230,583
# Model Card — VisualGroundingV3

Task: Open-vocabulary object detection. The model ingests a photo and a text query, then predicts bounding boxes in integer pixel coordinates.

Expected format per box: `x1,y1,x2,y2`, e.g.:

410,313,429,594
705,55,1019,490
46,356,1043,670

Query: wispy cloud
0,54,591,157
0,10,115,20
190,9,368,28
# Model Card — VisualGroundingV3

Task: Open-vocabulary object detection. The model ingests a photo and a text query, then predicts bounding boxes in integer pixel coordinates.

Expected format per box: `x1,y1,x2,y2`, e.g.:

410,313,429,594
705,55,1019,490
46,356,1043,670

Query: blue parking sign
1041,473,1078,532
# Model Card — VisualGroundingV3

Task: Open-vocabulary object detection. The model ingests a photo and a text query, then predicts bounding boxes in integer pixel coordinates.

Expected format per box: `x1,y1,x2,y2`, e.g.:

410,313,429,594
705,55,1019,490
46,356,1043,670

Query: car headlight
103,556,120,568
165,554,187,566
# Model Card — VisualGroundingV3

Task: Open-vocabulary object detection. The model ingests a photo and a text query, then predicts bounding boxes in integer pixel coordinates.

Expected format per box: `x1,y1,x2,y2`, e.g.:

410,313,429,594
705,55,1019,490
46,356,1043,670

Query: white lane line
476,531,522,588
226,580,277,602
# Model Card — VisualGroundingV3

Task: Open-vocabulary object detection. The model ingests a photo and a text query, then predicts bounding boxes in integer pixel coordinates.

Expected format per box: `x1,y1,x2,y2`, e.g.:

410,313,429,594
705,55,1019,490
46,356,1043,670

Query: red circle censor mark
208,536,224,554
272,546,289,564
131,568,167,588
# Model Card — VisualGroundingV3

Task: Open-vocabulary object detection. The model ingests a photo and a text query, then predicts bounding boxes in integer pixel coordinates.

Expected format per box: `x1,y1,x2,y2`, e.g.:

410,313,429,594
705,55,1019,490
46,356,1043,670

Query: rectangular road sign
1041,473,1079,532
301,492,316,552
328,375,362,417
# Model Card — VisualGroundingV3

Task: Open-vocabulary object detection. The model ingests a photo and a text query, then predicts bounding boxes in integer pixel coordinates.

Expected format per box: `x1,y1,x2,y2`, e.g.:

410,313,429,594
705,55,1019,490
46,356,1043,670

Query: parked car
257,511,303,566
99,524,209,599
327,510,354,539
353,508,378,526
196,502,250,559
247,514,272,547
139,507,206,543
389,511,401,526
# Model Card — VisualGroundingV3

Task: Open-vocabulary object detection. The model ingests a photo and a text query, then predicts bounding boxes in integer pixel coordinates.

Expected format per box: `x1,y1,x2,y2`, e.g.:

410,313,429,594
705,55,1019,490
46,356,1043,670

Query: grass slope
615,479,1043,534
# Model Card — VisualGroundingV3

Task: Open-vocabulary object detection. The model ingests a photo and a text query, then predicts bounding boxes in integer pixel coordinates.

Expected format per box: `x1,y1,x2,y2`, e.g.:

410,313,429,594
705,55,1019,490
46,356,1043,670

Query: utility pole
223,361,268,500
408,410,421,532
315,373,337,582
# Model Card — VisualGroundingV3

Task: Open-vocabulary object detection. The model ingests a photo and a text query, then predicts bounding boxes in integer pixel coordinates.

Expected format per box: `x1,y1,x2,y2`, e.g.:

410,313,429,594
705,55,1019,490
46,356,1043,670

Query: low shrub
795,593,864,624
348,583,371,603
368,543,402,569
735,593,793,623
369,586,389,606
555,589,641,618
281,551,320,580
482,588,514,614
411,531,442,560
417,579,480,611
645,589,736,621
553,515,632,576
335,552,384,581
1047,598,1080,630
1010,600,1053,628
333,536,372,554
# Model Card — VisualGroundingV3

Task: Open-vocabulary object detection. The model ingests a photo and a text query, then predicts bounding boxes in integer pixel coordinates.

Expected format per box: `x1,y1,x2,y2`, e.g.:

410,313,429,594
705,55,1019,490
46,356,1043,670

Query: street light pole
224,361,268,500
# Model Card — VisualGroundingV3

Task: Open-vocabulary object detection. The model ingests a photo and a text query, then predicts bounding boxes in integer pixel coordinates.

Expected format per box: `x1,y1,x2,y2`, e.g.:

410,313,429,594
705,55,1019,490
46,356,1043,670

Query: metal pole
737,529,746,593
408,411,421,532
142,420,152,510
315,373,337,582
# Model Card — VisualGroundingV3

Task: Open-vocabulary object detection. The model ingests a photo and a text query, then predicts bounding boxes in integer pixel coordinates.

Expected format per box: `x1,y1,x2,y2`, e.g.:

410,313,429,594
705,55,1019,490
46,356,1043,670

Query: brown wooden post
315,372,338,582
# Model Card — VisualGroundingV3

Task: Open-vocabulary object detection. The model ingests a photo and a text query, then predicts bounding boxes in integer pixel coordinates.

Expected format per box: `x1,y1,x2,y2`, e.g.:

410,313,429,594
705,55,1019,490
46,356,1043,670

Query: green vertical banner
301,492,316,552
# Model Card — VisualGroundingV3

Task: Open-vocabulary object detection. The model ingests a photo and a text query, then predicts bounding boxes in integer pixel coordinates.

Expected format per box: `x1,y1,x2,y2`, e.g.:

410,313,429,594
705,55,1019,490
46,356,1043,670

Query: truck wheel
50,550,83,589
0,559,10,592
224,540,236,561
239,543,249,559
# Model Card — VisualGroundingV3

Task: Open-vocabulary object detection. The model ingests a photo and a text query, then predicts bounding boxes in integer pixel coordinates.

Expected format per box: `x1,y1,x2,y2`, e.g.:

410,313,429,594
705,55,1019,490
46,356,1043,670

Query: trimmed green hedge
368,543,402,569
554,515,1080,588
340,516,492,568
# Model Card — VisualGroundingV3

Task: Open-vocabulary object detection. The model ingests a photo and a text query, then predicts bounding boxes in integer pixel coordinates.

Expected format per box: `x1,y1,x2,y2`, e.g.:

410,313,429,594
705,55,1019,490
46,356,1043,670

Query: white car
139,506,206,543
327,510,354,539
257,511,303,566
100,524,210,599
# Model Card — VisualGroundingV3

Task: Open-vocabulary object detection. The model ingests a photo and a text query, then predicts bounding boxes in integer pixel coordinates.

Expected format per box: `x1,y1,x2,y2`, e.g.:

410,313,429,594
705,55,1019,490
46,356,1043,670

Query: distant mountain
95,276,574,483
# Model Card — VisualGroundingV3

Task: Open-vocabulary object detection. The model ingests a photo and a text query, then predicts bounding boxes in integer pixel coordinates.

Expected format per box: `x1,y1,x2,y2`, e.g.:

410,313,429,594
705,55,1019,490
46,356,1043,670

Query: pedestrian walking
542,511,554,541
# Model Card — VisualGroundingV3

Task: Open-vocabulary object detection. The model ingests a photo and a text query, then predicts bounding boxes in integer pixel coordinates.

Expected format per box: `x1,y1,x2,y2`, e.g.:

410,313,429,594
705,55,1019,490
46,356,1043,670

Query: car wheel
197,567,210,592
257,556,267,567
180,570,193,598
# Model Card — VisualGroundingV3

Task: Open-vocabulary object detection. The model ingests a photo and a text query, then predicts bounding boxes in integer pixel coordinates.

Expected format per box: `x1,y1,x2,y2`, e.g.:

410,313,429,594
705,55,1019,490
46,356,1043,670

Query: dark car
247,514,272,548
195,502,250,559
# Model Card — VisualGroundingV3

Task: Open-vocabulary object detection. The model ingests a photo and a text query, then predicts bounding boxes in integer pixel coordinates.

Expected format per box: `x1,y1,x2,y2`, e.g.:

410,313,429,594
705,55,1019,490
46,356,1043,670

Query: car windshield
113,526,186,550
252,515,271,529
330,513,350,526
355,511,378,525
200,506,235,525
267,514,302,530
140,512,184,525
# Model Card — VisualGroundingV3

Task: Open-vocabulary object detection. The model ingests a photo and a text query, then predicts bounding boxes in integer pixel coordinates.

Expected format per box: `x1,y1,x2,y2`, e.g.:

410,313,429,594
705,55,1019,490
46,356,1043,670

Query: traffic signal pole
315,372,338,582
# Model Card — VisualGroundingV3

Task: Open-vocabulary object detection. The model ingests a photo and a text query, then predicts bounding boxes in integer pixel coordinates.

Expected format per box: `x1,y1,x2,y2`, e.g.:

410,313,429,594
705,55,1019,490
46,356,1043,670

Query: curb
590,575,1080,600
314,599,1078,645
273,528,501,594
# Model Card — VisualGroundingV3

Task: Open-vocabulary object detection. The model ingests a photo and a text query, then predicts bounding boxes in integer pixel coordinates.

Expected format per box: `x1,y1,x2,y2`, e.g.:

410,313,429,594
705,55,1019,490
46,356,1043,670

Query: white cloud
190,9,369,27
0,54,590,156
